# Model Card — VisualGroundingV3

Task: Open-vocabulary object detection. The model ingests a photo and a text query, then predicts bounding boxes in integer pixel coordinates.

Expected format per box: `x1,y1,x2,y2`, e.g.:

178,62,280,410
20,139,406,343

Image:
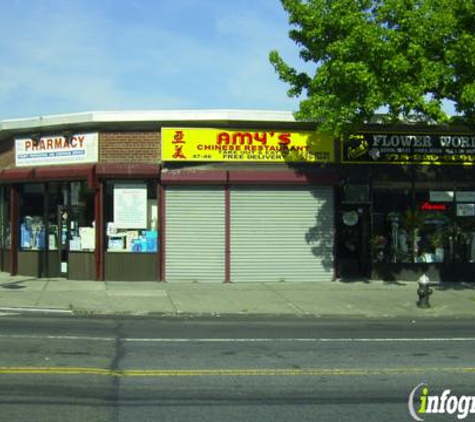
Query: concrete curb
0,306,73,315
61,308,475,319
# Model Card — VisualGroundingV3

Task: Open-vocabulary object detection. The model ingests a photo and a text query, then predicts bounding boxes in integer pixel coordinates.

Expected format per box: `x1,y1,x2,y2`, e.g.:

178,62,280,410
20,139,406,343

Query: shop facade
1,111,474,282
160,126,337,282
0,111,336,282
338,127,475,282
0,114,162,281
161,176,336,283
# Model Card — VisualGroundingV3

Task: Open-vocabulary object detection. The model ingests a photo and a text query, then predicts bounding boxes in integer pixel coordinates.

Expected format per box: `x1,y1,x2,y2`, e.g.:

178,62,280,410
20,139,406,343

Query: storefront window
47,182,95,252
46,183,63,251
1,187,10,249
105,180,158,253
19,182,95,253
372,186,475,264
20,184,45,250
69,182,96,251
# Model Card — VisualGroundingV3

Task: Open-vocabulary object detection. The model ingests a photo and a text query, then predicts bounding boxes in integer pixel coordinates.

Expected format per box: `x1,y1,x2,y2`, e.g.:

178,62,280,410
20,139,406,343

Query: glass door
58,205,72,277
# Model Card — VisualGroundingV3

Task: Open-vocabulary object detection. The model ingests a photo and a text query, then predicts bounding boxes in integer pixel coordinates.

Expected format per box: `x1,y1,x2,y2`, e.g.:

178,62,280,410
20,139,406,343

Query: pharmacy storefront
9,133,99,279
338,129,475,281
4,131,160,281
160,127,337,282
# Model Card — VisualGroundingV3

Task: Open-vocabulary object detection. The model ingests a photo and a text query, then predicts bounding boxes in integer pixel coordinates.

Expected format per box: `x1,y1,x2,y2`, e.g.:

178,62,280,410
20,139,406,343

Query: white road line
0,307,72,314
1,335,475,342
0,335,115,341
124,337,475,342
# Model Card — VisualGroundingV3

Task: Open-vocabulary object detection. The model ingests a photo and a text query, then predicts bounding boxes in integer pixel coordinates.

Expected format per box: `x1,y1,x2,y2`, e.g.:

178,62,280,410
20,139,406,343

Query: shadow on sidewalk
337,277,408,286
0,279,37,290
433,282,475,291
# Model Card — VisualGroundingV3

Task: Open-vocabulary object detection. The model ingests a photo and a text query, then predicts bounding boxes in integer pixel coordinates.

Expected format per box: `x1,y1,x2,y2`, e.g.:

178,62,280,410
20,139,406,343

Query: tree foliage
270,0,475,135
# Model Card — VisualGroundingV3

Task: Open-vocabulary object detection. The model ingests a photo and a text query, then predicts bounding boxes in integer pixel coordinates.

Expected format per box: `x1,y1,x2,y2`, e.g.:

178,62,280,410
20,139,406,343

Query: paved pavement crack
262,284,306,315
166,290,179,315
35,280,50,307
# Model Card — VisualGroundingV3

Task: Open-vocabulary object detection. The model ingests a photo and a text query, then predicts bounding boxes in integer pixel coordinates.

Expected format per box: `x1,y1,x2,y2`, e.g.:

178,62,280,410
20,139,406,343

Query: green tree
270,0,475,136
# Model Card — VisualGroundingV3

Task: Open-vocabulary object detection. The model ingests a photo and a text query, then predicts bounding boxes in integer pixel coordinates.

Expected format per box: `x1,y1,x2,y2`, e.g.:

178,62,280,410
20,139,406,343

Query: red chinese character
172,145,186,159
173,131,185,144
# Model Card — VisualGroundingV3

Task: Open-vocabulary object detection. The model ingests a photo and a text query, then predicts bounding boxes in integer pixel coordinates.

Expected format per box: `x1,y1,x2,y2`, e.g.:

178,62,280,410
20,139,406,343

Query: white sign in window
456,191,475,202
113,183,147,229
430,191,454,202
457,204,475,217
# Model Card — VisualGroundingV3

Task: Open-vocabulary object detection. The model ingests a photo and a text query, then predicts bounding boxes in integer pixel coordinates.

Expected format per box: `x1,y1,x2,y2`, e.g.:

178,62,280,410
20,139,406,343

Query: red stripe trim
228,170,339,185
161,170,227,184
160,169,338,185
1,165,95,183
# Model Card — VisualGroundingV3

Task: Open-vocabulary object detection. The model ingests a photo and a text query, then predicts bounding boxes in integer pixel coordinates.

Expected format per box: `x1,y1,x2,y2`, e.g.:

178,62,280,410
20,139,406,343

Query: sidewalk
0,272,474,318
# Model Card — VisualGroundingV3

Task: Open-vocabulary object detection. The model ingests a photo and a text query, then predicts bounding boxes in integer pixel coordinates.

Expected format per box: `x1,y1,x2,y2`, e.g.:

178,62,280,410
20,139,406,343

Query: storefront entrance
163,184,335,282
336,206,371,279
230,186,334,282
165,185,225,282
17,182,95,279
57,205,71,277
335,183,372,280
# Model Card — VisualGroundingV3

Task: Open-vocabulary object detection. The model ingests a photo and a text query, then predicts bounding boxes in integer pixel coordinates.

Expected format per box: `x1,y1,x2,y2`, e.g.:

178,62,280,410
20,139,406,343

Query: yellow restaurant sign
161,128,334,163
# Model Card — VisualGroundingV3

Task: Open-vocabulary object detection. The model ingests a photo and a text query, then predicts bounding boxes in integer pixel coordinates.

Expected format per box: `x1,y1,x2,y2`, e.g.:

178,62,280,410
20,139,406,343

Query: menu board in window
457,204,475,217
430,191,454,202
456,192,475,202
113,184,147,229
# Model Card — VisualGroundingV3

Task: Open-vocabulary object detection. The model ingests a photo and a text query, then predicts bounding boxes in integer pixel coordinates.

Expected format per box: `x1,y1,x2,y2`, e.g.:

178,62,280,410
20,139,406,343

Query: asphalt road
0,314,474,421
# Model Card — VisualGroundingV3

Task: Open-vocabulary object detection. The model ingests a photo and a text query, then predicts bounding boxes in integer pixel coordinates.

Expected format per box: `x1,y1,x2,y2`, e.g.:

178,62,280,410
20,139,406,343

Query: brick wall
100,131,160,163
0,139,15,170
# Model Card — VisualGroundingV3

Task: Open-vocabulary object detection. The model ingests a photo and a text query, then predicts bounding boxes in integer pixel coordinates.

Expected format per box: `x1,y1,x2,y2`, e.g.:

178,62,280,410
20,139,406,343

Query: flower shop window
373,186,475,264
372,186,412,263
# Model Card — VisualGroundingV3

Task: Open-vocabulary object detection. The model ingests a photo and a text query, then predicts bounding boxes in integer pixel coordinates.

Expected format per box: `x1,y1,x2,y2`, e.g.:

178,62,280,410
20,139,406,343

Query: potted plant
371,235,387,262
429,231,444,262
403,209,422,262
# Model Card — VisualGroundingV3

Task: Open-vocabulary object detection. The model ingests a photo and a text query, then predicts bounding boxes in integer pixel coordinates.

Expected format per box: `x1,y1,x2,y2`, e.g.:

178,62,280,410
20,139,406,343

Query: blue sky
0,0,303,120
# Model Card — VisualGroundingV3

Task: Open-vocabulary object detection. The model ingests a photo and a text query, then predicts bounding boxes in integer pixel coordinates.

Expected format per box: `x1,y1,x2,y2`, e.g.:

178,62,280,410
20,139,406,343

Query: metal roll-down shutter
165,185,225,282
230,186,334,282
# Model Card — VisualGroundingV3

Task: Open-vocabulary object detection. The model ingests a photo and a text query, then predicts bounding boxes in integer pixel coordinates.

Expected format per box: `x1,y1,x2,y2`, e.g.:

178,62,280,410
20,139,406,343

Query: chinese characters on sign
342,133,475,165
161,128,334,163
171,130,187,159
